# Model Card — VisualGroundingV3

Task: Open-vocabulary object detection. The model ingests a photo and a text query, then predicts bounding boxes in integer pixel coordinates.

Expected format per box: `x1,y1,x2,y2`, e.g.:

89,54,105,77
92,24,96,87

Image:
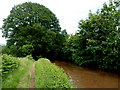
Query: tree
2,2,61,43
2,2,61,37
69,1,119,72
61,29,68,36
2,2,64,60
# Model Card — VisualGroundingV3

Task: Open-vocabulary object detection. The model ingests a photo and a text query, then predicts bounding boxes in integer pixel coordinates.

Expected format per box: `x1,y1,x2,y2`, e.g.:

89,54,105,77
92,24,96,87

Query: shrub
2,54,19,76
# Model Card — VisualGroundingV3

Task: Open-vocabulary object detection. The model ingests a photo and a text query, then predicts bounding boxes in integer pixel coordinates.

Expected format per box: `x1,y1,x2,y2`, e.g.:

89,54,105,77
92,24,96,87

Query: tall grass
35,58,74,88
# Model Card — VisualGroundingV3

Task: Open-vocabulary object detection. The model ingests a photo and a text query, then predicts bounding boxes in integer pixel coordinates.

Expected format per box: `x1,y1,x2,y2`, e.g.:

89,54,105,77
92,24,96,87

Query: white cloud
0,0,109,45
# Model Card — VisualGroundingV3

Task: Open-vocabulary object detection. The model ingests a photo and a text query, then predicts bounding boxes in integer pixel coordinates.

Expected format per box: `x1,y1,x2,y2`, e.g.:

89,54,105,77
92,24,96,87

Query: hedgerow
2,54,19,76
2,55,34,88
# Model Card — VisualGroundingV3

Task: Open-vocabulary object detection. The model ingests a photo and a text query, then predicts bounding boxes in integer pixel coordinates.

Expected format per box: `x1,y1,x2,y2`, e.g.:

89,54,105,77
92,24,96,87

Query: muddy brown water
53,61,119,88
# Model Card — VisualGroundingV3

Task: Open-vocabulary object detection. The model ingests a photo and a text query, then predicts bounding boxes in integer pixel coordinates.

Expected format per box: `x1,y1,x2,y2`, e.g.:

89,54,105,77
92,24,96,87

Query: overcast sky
0,0,109,45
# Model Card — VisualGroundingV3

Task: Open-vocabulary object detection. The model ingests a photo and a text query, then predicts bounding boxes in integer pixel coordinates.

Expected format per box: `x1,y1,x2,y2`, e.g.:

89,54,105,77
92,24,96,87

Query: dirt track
29,62,36,88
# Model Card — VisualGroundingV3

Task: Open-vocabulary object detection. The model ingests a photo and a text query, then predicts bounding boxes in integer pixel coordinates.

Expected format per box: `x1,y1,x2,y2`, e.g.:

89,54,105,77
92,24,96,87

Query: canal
53,61,119,88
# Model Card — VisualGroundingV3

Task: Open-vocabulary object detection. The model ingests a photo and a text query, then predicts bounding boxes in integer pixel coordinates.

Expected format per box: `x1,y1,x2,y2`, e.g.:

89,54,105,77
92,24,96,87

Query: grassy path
18,61,33,88
2,56,74,88
18,61,36,88
2,57,34,88
29,61,36,88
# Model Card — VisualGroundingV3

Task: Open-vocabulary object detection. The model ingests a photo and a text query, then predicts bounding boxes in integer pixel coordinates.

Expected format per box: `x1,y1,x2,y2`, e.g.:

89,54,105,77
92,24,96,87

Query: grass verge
35,58,74,88
2,56,34,88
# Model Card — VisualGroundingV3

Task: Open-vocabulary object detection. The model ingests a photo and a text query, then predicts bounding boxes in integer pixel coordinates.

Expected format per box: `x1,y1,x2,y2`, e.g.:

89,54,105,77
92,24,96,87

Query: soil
29,62,36,88
18,62,36,89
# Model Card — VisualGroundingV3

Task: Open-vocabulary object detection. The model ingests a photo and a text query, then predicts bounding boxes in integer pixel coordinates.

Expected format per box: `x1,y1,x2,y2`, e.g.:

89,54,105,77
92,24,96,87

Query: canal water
53,61,119,88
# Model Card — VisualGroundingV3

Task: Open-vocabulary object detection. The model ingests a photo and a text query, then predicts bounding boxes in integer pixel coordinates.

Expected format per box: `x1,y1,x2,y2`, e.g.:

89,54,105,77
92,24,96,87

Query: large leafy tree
2,2,64,60
2,2,61,43
2,2,61,36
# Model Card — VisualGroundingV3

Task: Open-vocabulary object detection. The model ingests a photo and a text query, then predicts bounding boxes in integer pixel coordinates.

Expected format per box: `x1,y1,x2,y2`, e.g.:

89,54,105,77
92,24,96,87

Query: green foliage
2,55,34,88
2,2,61,39
63,1,120,72
29,24,65,60
2,2,65,60
0,45,2,54
0,45,6,54
62,34,79,61
77,1,119,72
61,29,68,36
35,58,74,88
20,44,34,56
26,55,34,60
3,45,18,56
2,54,19,76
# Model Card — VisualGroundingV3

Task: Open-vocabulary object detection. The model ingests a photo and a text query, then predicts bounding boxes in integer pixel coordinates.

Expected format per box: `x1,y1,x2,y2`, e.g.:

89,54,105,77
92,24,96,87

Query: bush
2,54,19,76
26,55,33,60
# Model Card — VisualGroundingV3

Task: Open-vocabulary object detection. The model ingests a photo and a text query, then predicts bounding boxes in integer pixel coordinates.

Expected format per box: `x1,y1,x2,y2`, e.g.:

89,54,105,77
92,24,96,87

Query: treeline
2,1,120,72
63,1,120,72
